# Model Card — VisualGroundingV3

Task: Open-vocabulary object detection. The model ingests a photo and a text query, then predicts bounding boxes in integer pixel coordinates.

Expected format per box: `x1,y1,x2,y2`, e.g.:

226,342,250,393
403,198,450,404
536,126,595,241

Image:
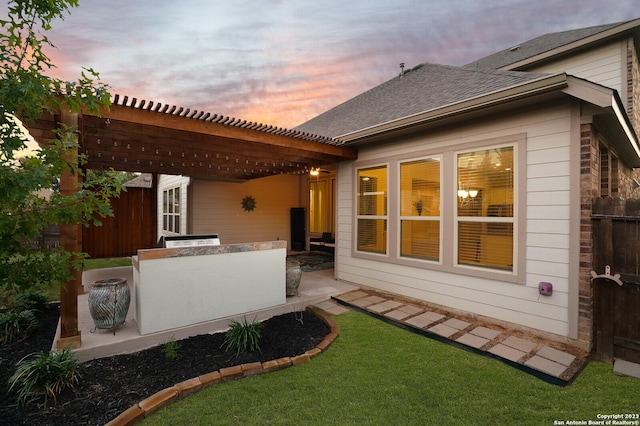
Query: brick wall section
579,123,598,346
580,117,640,348
616,155,640,199
628,37,640,135
607,154,639,200
625,37,640,200
574,35,640,350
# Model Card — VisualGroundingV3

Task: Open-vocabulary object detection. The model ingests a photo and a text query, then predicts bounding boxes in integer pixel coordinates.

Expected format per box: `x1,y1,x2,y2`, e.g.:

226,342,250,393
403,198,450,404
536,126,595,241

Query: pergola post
56,110,82,350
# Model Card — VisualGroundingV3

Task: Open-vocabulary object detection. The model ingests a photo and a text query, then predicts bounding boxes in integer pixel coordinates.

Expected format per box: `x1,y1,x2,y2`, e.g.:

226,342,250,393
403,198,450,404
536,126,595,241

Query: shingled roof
295,63,547,139
465,21,630,70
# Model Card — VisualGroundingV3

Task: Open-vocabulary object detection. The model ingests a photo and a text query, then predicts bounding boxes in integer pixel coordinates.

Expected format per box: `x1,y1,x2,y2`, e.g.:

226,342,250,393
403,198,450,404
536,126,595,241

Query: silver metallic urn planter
286,259,302,297
88,278,130,334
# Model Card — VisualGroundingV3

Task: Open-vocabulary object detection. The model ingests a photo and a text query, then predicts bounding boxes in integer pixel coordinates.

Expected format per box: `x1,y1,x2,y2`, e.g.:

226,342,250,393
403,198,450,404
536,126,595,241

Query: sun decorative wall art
241,195,256,212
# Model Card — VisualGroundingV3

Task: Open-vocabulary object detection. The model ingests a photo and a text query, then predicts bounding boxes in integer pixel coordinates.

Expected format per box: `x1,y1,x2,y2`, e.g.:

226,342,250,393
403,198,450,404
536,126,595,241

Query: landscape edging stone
105,306,339,426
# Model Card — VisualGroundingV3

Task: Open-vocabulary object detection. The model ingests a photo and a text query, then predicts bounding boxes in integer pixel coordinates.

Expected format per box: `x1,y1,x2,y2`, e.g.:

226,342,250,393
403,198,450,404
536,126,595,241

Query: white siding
336,103,577,338
528,42,623,95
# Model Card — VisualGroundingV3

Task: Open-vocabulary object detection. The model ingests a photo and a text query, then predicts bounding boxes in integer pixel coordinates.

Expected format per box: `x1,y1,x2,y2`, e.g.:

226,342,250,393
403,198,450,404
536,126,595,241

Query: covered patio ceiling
25,94,358,181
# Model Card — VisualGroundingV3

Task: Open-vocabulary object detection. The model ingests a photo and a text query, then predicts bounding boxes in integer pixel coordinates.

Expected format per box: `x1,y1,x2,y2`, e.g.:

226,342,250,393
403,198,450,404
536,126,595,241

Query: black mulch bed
0,304,330,425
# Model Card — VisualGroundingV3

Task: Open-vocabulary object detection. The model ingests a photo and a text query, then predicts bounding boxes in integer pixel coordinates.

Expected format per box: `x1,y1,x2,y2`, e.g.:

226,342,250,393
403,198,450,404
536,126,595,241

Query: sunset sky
4,0,640,128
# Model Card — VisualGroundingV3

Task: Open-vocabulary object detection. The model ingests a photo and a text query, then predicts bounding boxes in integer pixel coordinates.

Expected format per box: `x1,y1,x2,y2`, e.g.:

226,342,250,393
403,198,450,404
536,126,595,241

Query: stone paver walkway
316,289,589,386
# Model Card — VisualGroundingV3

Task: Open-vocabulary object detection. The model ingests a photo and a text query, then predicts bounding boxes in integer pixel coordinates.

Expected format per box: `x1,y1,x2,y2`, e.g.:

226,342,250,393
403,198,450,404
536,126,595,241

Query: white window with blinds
455,145,514,271
356,165,388,254
399,157,441,262
353,134,522,282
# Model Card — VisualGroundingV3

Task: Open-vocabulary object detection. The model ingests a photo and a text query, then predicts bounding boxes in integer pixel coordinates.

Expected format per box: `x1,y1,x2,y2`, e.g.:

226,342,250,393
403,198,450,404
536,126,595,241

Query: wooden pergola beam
25,100,357,181
78,116,342,180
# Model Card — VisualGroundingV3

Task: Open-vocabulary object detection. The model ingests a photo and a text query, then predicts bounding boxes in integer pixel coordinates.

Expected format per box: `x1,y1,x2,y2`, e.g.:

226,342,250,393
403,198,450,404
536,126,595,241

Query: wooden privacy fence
82,186,157,259
591,197,640,364
23,225,60,250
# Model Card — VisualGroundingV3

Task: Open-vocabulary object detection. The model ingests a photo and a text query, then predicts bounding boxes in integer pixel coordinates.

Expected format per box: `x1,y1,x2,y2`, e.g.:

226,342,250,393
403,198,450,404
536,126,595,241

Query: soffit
595,113,640,167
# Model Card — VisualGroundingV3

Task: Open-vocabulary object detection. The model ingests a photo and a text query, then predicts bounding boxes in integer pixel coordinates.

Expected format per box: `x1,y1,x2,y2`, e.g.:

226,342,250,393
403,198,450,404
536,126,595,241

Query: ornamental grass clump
223,316,263,356
8,348,81,406
0,309,36,344
13,292,48,313
163,336,180,360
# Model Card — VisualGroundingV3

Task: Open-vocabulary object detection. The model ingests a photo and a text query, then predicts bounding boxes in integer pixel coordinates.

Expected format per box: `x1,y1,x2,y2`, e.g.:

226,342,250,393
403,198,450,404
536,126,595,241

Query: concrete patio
55,263,356,362
54,259,635,385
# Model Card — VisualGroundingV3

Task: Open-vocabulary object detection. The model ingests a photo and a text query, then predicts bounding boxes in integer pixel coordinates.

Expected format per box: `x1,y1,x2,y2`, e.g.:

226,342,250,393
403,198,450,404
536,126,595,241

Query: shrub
8,348,81,406
163,336,180,360
223,316,263,356
13,292,48,313
0,310,37,344
0,288,17,310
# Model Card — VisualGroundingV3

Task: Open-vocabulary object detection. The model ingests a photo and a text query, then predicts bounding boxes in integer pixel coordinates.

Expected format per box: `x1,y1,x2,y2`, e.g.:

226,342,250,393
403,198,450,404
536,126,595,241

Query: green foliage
85,169,139,186
0,281,60,307
223,316,263,356
163,337,180,360
0,1,110,141
0,1,122,292
13,292,48,313
8,347,81,406
0,309,36,344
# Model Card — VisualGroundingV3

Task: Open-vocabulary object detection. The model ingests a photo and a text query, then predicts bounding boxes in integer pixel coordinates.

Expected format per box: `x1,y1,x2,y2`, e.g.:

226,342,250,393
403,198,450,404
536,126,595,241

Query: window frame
352,133,526,285
162,187,181,234
454,144,516,274
397,155,443,264
354,163,389,257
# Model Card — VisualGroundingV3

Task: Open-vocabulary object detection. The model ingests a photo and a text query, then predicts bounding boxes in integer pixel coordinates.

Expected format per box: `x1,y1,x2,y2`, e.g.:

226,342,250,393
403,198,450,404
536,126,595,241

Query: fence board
82,187,157,258
592,197,640,364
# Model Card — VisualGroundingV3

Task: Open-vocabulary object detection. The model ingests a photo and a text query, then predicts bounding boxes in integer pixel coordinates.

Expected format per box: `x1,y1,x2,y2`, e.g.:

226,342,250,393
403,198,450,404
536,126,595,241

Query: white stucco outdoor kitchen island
132,240,287,335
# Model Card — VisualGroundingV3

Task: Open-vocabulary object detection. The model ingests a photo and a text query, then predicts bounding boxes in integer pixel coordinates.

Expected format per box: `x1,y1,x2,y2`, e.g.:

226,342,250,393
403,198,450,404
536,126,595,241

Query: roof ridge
531,20,626,40
341,62,545,96
466,18,638,70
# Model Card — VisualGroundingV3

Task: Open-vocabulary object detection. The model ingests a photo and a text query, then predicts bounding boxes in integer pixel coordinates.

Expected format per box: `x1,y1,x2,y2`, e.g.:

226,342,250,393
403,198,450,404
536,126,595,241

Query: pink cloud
5,0,639,130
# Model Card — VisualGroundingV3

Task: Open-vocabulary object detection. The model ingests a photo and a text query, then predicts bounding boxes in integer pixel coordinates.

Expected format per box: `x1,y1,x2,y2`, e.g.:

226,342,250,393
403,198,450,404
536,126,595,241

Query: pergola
24,95,358,348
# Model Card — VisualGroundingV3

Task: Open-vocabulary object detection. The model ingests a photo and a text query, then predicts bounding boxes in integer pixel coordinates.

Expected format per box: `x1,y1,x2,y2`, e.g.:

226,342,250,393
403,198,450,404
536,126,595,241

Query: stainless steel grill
162,234,220,248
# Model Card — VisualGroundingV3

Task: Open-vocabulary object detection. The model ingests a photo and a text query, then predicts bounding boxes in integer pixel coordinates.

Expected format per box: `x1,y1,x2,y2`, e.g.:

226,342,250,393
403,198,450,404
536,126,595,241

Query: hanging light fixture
309,168,319,176
458,185,478,206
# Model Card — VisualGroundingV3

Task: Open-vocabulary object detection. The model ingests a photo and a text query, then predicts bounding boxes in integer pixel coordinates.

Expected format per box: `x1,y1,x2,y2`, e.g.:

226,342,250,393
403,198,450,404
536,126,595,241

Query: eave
338,73,640,169
339,73,570,144
562,76,640,167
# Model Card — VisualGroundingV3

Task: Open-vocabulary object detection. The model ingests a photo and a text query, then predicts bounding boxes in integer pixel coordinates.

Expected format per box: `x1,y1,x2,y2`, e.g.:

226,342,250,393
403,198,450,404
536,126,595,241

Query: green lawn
142,312,639,425
84,257,132,270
